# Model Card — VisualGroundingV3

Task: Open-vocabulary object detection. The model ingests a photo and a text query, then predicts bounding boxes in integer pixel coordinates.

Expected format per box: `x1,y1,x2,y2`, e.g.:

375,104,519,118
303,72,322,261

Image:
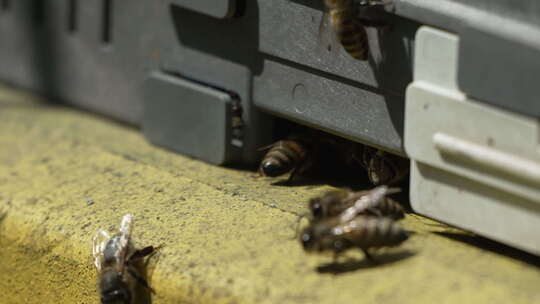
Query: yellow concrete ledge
0,86,539,304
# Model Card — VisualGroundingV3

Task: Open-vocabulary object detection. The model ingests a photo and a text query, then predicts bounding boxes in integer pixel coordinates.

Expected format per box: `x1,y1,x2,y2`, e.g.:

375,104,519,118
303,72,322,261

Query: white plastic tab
433,132,540,186
414,26,461,92
405,26,540,255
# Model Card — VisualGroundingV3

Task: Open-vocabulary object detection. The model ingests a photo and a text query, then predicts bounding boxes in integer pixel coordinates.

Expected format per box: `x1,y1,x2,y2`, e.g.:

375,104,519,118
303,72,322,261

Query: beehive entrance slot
67,0,78,32
102,0,113,44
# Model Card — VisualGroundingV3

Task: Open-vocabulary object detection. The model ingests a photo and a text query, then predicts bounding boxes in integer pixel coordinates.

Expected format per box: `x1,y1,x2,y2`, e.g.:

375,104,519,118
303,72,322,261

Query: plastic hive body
0,0,539,253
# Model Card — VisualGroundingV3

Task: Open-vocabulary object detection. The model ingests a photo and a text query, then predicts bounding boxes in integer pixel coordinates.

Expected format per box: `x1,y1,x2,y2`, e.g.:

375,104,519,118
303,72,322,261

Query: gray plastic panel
396,0,540,30
0,0,156,124
143,72,235,165
1,0,539,164
170,0,237,19
458,26,540,118
253,58,404,154
260,0,417,95
164,3,272,164
406,26,540,255
395,0,540,118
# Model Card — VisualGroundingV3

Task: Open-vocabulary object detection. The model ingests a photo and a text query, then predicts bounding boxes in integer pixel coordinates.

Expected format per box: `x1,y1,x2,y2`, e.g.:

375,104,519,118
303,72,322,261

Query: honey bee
93,214,159,304
258,134,314,182
300,215,409,260
323,0,368,60
359,146,410,185
310,185,404,222
322,0,391,60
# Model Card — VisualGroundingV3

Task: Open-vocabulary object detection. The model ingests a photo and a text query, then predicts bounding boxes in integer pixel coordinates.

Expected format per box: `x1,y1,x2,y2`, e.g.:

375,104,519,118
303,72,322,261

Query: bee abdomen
350,216,409,248
330,9,368,60
339,27,368,60
260,140,306,177
378,198,405,220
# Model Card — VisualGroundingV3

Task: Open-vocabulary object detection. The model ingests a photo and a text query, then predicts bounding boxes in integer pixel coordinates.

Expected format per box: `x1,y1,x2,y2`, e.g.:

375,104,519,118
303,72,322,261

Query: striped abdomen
336,216,409,249
371,198,405,220
328,4,368,60
259,139,307,177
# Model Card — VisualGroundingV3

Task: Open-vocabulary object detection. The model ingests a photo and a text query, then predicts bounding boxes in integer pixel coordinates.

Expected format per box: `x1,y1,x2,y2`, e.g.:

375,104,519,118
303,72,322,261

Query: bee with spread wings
93,214,159,304
300,215,409,261
337,185,403,222
294,185,405,237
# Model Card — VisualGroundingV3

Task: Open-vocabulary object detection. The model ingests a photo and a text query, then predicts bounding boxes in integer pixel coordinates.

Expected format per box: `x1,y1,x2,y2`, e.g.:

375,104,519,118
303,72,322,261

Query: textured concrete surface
0,85,539,304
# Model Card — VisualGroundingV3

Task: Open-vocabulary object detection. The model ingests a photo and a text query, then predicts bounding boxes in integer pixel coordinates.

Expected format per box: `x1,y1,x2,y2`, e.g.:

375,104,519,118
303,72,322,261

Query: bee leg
287,161,309,183
286,167,300,184
362,249,378,264
128,245,164,265
287,156,314,184
128,246,156,261
332,252,340,264
127,267,156,294
257,165,265,177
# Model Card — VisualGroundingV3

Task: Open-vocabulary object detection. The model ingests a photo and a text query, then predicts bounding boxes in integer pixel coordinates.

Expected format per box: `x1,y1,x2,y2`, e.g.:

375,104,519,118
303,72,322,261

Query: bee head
100,269,132,304
300,227,317,252
260,159,290,177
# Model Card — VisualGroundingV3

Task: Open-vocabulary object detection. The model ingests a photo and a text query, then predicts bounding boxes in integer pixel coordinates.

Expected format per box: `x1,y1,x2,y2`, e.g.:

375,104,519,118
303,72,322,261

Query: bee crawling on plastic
93,214,161,304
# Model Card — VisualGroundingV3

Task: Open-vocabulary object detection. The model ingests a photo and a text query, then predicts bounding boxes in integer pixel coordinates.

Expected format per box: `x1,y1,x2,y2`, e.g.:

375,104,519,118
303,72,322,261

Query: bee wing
116,213,134,262
339,190,379,222
332,216,375,238
92,229,111,271
385,187,402,195
350,186,390,209
370,185,402,201
339,205,361,223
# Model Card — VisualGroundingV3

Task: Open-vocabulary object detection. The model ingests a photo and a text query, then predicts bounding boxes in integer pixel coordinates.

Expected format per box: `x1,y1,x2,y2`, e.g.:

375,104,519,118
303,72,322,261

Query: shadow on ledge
316,250,416,274
435,232,540,268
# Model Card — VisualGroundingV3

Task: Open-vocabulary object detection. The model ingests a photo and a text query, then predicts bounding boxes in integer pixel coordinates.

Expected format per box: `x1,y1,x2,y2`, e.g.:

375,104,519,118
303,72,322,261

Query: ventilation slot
33,0,45,26
1,0,10,11
102,0,113,44
67,0,78,32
